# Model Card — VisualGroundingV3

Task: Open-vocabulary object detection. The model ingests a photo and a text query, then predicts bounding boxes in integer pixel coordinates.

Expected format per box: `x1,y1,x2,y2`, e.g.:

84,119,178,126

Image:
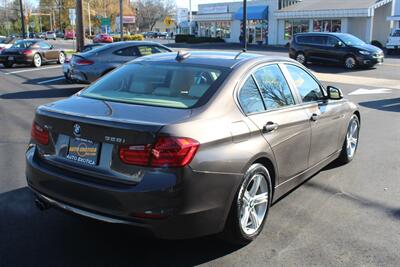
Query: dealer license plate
66,137,100,166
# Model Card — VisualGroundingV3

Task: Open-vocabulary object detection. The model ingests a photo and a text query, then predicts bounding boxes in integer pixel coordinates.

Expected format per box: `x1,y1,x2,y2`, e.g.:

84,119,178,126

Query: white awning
193,13,233,22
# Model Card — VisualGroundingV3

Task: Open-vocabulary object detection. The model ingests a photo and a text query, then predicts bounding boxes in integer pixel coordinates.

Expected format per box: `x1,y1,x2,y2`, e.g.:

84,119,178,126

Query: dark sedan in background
289,32,384,69
63,41,172,83
0,39,65,68
27,51,360,244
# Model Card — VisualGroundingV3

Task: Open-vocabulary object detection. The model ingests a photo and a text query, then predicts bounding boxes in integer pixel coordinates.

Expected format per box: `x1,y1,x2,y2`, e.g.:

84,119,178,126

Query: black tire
295,52,307,65
337,114,360,164
3,62,13,68
344,55,357,69
221,163,272,245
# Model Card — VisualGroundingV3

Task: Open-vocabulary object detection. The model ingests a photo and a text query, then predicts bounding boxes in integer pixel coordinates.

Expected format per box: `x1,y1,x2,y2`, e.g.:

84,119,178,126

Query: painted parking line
314,72,400,90
4,65,61,75
37,77,65,84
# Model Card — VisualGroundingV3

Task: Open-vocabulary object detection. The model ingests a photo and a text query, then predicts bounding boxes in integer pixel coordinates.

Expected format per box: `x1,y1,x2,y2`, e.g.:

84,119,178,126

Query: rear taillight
22,50,33,55
31,122,49,145
76,59,94,65
119,137,199,168
119,145,151,166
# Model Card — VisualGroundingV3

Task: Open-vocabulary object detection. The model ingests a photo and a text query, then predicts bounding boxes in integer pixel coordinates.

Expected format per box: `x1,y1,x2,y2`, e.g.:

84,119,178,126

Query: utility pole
76,0,84,51
19,0,26,38
119,0,123,39
242,0,247,51
189,0,192,34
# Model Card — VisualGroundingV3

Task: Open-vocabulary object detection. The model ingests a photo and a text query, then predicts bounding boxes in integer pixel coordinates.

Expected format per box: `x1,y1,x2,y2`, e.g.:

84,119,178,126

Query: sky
176,0,242,11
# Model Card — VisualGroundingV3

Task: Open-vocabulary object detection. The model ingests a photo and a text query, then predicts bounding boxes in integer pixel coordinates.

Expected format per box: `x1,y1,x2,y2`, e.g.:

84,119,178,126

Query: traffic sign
163,16,173,27
101,17,110,26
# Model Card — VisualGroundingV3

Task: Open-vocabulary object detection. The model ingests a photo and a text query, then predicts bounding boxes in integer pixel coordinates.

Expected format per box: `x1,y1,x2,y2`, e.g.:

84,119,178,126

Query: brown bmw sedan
0,39,65,68
26,51,360,244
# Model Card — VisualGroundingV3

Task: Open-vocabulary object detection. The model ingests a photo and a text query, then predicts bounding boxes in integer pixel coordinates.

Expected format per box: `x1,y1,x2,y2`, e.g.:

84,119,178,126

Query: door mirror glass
327,86,343,100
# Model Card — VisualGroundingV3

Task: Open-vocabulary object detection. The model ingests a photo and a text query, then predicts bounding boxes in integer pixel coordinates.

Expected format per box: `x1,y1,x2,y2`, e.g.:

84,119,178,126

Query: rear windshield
81,62,229,109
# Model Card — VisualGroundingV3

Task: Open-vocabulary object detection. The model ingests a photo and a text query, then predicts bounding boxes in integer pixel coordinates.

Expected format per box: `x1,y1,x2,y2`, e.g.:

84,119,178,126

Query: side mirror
335,41,343,48
50,45,54,49
327,86,343,100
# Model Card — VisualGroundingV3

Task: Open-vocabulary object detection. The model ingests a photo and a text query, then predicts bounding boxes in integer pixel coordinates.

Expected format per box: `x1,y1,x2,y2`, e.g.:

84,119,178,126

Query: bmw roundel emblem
73,123,81,136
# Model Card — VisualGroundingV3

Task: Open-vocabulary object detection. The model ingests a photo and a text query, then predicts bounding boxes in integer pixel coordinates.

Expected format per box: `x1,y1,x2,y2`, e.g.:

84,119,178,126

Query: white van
386,28,400,54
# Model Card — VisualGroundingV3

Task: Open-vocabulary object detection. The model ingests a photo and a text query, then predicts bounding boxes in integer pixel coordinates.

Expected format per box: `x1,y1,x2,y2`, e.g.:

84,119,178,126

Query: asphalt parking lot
0,45,399,266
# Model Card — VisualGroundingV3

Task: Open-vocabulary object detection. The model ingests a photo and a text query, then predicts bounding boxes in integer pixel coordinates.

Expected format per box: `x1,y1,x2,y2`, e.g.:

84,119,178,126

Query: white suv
45,31,56,40
386,28,400,54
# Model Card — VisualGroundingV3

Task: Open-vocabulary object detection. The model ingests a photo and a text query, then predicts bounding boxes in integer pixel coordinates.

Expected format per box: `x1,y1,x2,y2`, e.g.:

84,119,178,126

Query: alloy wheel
58,52,65,64
296,53,306,64
346,118,359,158
238,173,269,236
33,54,41,67
345,57,356,69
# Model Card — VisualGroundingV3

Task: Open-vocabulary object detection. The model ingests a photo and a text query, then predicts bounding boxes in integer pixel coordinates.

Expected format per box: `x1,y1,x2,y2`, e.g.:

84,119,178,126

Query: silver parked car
64,41,172,83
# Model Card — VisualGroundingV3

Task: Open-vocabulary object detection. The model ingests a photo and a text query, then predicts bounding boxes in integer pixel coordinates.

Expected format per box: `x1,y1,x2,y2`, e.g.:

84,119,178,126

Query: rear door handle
310,113,319,121
263,122,279,133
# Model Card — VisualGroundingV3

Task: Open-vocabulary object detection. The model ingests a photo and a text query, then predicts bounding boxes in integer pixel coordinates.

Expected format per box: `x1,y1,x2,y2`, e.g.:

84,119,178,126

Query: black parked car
289,32,384,69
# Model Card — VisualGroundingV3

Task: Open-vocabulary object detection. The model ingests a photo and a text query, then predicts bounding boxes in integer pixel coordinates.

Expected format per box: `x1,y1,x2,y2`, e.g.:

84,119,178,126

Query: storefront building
193,1,280,45
275,0,395,46
193,0,397,46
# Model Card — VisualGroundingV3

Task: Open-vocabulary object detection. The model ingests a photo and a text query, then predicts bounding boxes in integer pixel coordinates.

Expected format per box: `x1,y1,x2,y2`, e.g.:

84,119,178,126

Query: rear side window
311,36,326,45
113,46,139,57
137,45,170,56
238,77,265,114
81,63,227,109
285,64,324,102
253,65,295,110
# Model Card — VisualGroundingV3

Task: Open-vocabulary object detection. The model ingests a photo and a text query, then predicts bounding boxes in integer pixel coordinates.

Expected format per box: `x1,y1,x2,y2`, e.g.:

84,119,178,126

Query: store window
284,20,309,40
199,21,231,39
313,19,341,32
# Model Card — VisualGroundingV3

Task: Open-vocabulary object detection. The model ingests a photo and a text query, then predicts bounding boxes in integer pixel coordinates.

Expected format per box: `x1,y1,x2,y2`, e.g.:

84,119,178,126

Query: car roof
132,51,295,68
294,32,351,37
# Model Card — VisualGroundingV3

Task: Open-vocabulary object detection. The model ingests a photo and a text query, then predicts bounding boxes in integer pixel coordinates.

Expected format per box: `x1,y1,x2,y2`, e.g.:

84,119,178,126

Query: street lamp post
120,0,123,39
189,0,192,35
242,0,247,51
87,1,92,36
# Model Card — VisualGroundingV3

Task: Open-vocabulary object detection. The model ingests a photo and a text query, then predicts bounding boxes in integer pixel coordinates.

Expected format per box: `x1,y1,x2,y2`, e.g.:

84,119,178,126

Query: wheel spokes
249,209,260,229
253,192,269,206
249,175,261,197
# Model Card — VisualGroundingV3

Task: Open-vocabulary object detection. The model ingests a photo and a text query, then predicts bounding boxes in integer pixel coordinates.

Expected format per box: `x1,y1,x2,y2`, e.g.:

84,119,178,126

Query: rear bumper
0,55,31,64
26,145,241,239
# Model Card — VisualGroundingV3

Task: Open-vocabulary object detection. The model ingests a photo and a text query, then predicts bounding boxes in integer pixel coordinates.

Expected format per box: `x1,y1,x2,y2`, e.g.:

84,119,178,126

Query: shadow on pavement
0,87,83,99
0,187,242,266
359,98,400,113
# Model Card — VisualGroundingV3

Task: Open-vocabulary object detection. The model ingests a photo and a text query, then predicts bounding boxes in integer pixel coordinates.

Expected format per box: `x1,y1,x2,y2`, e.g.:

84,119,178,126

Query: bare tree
134,0,175,31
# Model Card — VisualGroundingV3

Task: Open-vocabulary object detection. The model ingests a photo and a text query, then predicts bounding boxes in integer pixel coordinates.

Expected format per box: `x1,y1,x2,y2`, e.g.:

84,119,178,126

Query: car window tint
113,46,138,57
238,76,265,114
326,36,339,47
137,45,169,56
39,42,51,49
311,36,326,45
296,35,311,44
285,65,324,102
253,65,295,110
